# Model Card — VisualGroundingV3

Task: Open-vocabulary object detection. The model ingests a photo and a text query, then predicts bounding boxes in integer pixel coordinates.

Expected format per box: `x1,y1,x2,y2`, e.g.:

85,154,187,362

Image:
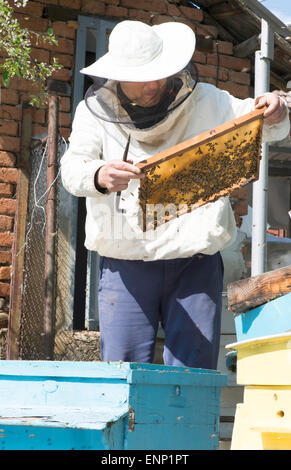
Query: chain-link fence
17,136,101,361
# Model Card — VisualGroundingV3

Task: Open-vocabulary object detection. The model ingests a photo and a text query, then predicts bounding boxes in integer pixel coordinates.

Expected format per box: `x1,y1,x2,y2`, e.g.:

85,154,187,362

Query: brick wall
0,0,252,307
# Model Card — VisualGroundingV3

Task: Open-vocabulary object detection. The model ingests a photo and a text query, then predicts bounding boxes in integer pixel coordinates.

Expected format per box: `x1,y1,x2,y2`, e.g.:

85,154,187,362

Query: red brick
128,9,152,23
58,113,71,128
0,215,13,231
60,127,71,140
0,168,18,184
167,3,181,17
0,231,14,246
32,125,48,139
105,5,129,17
0,251,12,265
52,53,74,69
0,105,22,121
52,21,77,39
207,53,251,72
32,108,46,124
104,0,120,4
81,0,106,15
214,40,233,55
0,267,11,281
50,68,72,82
14,13,49,33
36,0,58,4
195,23,218,39
0,121,18,137
8,77,41,93
59,97,71,113
196,63,228,82
121,0,167,14
179,5,203,22
192,50,206,64
31,35,75,55
218,80,250,99
0,136,20,153
233,200,248,216
0,282,10,298
0,89,19,106
230,187,248,200
228,70,251,86
0,152,16,167
31,47,50,64
152,15,176,25
9,0,44,17
58,0,81,9
0,185,14,199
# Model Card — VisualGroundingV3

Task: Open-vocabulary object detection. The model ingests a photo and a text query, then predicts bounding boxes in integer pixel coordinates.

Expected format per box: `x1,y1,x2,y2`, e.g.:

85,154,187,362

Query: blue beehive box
0,360,226,450
234,292,291,342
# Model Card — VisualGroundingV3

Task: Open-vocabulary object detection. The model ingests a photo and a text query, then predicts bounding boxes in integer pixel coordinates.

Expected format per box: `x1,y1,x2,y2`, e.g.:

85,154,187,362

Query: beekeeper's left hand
255,92,287,126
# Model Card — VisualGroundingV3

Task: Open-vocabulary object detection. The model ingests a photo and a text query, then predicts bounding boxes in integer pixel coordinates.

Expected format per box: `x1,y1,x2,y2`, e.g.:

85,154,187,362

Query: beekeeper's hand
96,160,144,192
255,92,287,126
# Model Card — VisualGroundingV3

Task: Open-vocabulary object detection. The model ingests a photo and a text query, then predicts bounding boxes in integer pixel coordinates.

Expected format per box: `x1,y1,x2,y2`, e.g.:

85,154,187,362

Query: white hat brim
80,22,196,82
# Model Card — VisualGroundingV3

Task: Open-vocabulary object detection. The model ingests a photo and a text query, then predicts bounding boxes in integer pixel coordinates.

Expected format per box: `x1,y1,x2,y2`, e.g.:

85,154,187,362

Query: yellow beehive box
231,388,291,450
226,332,291,386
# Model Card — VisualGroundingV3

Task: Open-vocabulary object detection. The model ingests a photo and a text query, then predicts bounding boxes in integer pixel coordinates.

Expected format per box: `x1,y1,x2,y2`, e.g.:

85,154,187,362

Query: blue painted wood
234,292,291,342
0,361,227,450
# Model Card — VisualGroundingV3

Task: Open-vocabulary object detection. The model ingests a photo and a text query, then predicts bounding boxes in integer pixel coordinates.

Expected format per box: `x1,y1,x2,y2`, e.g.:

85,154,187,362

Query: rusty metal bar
44,95,59,360
7,103,33,359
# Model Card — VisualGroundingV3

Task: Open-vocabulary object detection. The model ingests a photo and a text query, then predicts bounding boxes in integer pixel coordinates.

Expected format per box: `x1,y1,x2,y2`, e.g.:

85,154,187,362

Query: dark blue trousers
98,252,224,369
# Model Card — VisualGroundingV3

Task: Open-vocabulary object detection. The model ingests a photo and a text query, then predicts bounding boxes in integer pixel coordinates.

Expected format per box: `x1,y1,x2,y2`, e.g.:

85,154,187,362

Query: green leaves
0,1,63,106
2,70,10,87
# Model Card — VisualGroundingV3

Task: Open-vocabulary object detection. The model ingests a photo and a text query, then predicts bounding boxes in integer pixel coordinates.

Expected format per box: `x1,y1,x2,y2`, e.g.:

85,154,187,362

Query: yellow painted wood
231,404,264,450
231,403,291,449
226,332,291,385
231,386,291,449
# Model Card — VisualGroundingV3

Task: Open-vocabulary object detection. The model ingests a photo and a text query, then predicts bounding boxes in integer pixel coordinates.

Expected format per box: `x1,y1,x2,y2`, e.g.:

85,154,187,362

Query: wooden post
7,103,33,359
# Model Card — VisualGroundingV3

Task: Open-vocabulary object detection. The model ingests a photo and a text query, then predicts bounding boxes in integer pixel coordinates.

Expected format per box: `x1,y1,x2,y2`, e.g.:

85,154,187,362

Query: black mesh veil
84,62,199,129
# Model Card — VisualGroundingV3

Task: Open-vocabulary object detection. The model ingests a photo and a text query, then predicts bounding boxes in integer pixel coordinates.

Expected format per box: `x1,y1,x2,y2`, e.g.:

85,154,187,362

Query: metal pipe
44,95,59,360
251,19,274,277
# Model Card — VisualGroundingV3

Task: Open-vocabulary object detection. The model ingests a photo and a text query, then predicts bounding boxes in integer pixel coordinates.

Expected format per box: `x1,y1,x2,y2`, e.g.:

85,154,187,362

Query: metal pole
251,19,274,276
44,95,59,360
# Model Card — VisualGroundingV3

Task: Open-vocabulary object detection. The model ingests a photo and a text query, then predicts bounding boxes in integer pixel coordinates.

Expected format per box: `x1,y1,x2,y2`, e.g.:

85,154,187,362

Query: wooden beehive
0,361,227,450
136,107,266,231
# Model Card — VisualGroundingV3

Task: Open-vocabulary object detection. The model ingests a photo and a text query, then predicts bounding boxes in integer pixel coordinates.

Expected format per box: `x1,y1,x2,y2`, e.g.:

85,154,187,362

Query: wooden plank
227,264,291,314
7,104,33,360
233,34,260,58
136,107,265,172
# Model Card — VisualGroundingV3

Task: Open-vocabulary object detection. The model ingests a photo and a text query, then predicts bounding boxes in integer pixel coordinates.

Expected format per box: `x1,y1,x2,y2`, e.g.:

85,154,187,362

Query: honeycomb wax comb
136,106,266,232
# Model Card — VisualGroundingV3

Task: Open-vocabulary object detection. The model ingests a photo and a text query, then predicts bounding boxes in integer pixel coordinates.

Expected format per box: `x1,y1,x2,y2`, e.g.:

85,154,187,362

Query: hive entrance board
136,107,265,231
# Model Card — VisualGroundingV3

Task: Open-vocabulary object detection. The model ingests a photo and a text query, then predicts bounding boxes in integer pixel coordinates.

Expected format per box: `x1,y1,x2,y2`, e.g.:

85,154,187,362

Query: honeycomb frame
136,107,265,231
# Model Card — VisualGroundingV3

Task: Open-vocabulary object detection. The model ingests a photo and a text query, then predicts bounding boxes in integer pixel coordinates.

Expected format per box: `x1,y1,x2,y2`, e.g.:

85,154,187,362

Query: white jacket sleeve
60,100,107,198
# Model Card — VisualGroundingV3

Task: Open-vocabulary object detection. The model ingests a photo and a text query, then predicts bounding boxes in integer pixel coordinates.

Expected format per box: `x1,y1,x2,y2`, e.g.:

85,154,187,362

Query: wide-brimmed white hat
80,20,196,82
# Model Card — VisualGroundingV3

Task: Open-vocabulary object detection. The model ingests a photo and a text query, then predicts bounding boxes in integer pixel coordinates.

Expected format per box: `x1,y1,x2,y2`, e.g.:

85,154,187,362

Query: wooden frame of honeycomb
136,107,266,232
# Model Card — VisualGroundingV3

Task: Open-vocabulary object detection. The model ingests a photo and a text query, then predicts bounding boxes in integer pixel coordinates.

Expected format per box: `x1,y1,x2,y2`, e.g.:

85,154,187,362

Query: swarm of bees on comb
136,108,265,232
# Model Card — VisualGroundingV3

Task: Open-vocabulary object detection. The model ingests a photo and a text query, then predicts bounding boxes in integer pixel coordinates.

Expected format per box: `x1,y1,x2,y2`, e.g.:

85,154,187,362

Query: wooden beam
7,104,33,360
227,265,291,314
233,34,260,58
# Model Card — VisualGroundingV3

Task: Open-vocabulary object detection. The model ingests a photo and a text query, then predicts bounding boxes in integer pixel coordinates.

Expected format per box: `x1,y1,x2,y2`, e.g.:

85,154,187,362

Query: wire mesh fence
18,136,101,361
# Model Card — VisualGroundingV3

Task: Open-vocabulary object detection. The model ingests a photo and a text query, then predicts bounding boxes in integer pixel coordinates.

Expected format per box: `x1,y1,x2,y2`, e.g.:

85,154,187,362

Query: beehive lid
137,107,265,231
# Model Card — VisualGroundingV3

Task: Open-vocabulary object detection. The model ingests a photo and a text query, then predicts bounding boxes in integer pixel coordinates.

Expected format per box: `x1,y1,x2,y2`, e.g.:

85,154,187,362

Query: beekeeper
61,20,289,369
